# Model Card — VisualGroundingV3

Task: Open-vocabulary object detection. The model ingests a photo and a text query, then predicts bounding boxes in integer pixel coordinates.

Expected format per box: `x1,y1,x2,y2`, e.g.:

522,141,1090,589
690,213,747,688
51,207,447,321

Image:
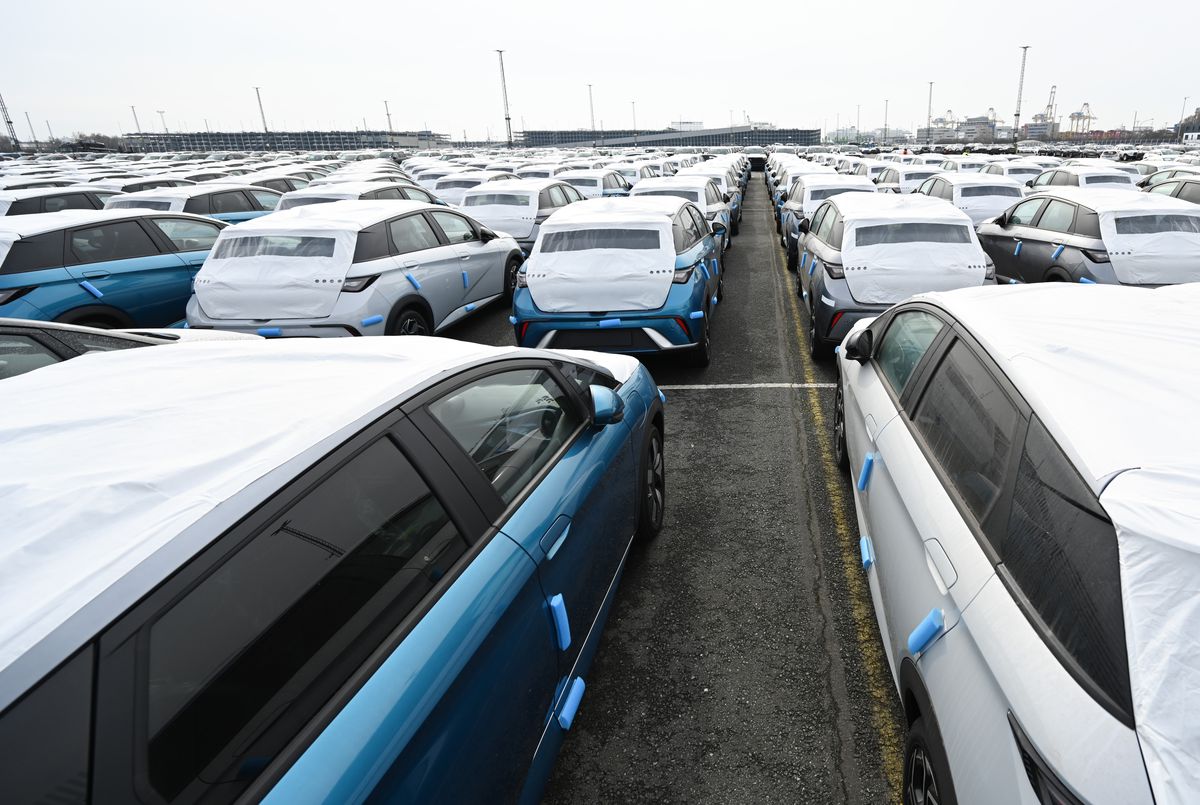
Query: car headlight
342,274,378,292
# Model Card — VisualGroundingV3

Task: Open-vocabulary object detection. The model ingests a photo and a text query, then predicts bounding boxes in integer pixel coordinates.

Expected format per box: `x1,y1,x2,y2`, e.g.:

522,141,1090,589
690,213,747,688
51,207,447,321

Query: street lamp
1180,96,1191,144
631,100,637,147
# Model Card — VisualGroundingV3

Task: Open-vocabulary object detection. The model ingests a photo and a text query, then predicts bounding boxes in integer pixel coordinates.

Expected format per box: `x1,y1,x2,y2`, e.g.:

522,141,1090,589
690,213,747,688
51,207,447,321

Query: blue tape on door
549,594,571,651
1051,244,1065,261
79,280,104,298
1008,278,1019,285
801,253,808,269
1079,277,1096,284
809,261,816,276
360,314,384,327
558,676,586,730
711,295,718,306
689,310,704,319
465,303,476,312
508,315,518,325
860,535,874,570
598,318,621,328
907,608,945,655
857,453,875,492
462,270,469,288
257,327,282,337
405,272,421,290
711,259,719,274
1013,241,1022,257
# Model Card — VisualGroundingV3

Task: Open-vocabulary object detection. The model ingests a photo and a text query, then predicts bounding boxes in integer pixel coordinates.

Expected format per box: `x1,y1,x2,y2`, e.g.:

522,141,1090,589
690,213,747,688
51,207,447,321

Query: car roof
544,195,689,227
0,186,103,202
115,183,266,200
1024,187,1199,213
463,178,560,193
282,180,414,198
829,192,970,223
554,169,616,179
936,173,1024,187
796,175,878,190
0,208,173,238
0,336,557,705
631,176,714,192
221,199,436,232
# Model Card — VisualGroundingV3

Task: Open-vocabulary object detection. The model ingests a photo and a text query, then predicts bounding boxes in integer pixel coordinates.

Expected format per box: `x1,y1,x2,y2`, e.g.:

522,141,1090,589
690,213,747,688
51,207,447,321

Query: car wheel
833,382,850,473
808,310,829,361
636,426,666,540
786,241,798,272
731,217,740,236
388,307,432,336
903,716,958,805
503,256,522,300
685,319,711,368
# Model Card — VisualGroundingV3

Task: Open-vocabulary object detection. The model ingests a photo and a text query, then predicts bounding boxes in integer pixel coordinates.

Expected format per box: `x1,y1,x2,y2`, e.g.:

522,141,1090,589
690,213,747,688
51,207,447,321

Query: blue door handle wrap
907,608,945,655
857,453,875,491
860,535,874,570
549,593,571,651
558,677,586,730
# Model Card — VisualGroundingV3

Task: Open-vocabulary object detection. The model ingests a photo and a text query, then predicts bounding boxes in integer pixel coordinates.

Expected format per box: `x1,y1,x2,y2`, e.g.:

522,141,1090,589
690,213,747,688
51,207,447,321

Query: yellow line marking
769,224,905,800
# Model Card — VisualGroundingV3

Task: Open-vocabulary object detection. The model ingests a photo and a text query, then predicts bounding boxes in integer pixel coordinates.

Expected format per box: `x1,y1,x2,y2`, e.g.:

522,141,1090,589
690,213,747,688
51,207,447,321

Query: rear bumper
185,292,392,337
517,316,700,353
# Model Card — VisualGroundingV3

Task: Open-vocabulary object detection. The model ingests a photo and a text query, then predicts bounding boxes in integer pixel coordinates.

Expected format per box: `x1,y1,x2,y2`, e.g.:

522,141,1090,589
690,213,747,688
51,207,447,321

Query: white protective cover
460,180,536,239
1095,198,1200,286
920,283,1200,804
837,194,987,305
193,201,400,320
0,231,16,266
526,200,675,314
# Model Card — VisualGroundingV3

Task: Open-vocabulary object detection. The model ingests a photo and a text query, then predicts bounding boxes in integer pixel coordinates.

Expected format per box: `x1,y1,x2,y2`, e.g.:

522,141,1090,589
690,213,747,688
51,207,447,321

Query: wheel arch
386,294,435,334
53,304,135,328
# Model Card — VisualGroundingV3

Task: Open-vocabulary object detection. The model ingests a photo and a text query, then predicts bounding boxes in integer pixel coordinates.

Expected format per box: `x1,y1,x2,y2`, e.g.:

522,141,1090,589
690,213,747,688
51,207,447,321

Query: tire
503,256,522,301
388,306,432,336
731,217,740,236
833,382,850,473
903,716,958,805
808,309,830,361
636,426,666,540
786,241,798,273
684,319,711,367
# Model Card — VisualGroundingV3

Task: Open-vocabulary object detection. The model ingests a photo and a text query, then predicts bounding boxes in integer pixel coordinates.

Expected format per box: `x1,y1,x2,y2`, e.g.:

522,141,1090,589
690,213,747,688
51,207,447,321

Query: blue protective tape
689,310,704,320
1013,241,1022,257
711,294,718,306
857,453,875,492
800,252,808,269
1079,277,1096,284
658,389,666,404
462,270,469,288
907,608,945,655
1008,278,1019,285
257,327,282,337
508,315,518,325
598,318,621,328
558,677,586,730
700,264,709,280
549,594,571,651
860,535,874,570
405,272,421,290
360,314,384,327
465,303,476,312
1051,244,1065,261
711,258,719,275
808,261,816,276
79,280,103,299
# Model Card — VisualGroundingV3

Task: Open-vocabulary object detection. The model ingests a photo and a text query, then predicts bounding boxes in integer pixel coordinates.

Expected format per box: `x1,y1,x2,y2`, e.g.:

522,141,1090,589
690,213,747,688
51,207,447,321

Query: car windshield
540,229,660,252
1085,175,1132,185
1113,214,1200,235
960,186,1023,198
463,193,530,206
213,235,337,259
856,223,972,246
636,190,701,202
107,199,173,211
810,188,874,201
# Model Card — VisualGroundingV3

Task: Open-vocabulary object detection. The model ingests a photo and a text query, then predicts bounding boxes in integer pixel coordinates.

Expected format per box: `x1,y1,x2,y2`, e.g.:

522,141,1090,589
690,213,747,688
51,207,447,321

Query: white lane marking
659,382,836,390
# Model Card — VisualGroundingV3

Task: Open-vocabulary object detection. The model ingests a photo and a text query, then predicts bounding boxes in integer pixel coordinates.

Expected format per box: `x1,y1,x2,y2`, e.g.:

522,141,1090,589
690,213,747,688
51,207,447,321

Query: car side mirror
711,221,728,238
590,385,624,426
779,191,789,203
798,217,810,234
843,328,873,363
479,228,497,243
1025,179,1034,188
996,212,1008,227
723,192,731,203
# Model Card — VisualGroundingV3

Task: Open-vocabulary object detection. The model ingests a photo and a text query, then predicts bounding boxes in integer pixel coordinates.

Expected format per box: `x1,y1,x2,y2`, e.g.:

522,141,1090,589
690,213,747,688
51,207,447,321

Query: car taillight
823,261,845,279
341,274,378,293
515,269,528,287
1081,249,1110,263
672,266,694,284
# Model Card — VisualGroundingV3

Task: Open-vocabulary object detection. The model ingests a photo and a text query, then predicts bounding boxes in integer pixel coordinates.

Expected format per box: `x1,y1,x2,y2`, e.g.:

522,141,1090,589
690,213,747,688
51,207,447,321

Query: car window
69,221,160,264
1036,200,1076,232
43,194,93,213
686,205,709,240
260,179,290,193
1008,198,1045,226
388,214,442,254
671,216,689,252
1033,172,1054,186
548,186,570,207
1002,416,1130,717
141,437,466,802
374,188,405,200
248,190,280,210
809,203,830,236
816,207,837,244
209,191,253,214
149,218,223,252
916,179,935,195
913,339,1020,530
0,230,64,274
1050,172,1074,186
562,185,584,203
1072,207,1102,238
401,187,434,203
430,211,477,244
875,310,945,396
1148,181,1179,196
0,332,62,378
428,369,583,504
1179,183,1200,205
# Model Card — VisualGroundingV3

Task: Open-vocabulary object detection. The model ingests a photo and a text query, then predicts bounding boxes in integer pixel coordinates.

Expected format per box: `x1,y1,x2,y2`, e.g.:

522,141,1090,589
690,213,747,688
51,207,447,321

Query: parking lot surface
448,179,904,804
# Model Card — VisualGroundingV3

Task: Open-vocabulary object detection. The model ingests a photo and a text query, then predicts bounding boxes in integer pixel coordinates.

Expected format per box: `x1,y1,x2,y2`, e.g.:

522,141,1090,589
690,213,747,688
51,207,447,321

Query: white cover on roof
835,194,987,304
920,283,1200,803
460,179,538,240
526,198,676,314
194,201,418,320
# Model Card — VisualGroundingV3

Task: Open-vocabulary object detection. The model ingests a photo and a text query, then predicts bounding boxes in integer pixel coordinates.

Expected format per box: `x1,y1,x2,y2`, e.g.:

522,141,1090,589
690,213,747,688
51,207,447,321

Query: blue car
105,183,282,223
512,196,725,367
0,209,226,328
0,336,664,805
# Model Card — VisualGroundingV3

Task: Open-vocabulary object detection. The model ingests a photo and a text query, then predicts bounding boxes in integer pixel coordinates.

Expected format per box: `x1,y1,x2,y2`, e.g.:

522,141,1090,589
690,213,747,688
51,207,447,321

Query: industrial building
518,125,820,148
121,129,449,153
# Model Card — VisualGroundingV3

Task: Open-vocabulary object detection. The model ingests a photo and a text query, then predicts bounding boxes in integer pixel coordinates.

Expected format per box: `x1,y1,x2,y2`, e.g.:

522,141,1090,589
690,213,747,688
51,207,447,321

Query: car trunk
841,222,988,305
464,196,536,240
526,224,674,313
1100,212,1200,285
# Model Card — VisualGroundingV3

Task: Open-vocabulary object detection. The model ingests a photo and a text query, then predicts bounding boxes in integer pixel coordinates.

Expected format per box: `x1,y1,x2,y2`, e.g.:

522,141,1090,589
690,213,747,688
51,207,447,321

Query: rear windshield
856,223,971,246
107,199,173,211
437,180,482,189
960,186,1023,198
905,172,938,181
278,196,339,210
1085,175,1132,185
1113,214,1200,235
1007,167,1040,176
563,178,598,187
521,171,551,178
463,193,530,207
213,235,336,259
541,229,660,252
810,188,874,201
635,190,701,202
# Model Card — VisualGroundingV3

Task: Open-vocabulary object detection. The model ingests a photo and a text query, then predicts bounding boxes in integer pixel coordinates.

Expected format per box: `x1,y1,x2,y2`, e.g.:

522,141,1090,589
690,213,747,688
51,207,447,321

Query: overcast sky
5,0,1195,140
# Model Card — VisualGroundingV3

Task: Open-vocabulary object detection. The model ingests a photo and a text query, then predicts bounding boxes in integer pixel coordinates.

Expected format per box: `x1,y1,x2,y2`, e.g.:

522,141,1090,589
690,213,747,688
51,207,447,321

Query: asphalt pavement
444,178,904,804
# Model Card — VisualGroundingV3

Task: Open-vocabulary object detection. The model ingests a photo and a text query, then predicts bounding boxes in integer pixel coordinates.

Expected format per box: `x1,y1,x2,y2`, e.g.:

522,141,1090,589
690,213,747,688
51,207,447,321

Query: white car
459,178,584,253
914,173,1025,224
834,282,1200,805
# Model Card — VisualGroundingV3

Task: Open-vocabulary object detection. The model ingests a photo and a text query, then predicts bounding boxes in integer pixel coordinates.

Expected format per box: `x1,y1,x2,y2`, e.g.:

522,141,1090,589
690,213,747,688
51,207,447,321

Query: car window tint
538,188,556,210
260,179,290,193
1179,183,1200,205
876,311,945,396
49,329,144,354
430,211,477,244
1073,207,1102,238
44,194,94,213
809,203,830,236
913,339,1020,530
671,217,689,252
1008,198,1045,226
352,222,391,263
0,333,62,378
1037,200,1076,232
1148,182,1179,196
548,186,570,207
0,646,93,803
143,438,466,802
1050,172,1074,186
388,214,442,254
401,187,433,203
1033,172,1054,186
1,230,64,274
1003,416,1131,716
69,221,159,264
686,206,708,241
428,369,583,504
209,191,253,214
248,189,280,210
816,207,837,244
149,218,222,252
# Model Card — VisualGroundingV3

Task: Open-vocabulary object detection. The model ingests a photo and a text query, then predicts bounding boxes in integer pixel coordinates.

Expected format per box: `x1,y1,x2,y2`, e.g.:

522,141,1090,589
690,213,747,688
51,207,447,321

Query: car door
387,212,461,328
64,218,191,325
977,197,1046,283
413,363,637,746
144,216,225,281
247,188,281,217
1018,198,1076,282
427,209,503,304
799,202,831,299
208,189,260,223
685,204,721,296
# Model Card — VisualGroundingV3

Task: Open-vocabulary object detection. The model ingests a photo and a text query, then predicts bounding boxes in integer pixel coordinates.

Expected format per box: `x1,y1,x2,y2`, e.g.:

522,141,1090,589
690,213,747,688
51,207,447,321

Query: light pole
926,82,934,147
384,100,393,133
856,104,861,142
130,105,141,133
631,100,637,146
587,84,595,132
1180,96,1191,144
496,50,513,149
157,110,168,133
884,99,889,145
254,87,269,133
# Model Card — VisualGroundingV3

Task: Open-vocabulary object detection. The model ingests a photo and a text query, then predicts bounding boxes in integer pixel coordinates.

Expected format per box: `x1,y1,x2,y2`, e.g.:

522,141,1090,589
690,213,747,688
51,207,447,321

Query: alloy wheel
905,746,941,805
646,434,665,529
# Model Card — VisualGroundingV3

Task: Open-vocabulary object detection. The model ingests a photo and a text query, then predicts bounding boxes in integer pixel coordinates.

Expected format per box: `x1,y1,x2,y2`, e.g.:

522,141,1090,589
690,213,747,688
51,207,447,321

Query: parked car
433,171,520,206
677,164,744,232
278,181,446,211
779,175,878,268
0,333,664,805
976,188,1200,286
85,176,197,193
460,179,584,254
1027,166,1139,192
795,193,993,358
0,186,121,215
978,160,1045,182
187,200,524,336
606,162,660,188
874,165,947,194
106,184,282,223
914,173,1025,225
833,282,1200,805
556,169,632,200
512,196,726,367
0,317,258,380
0,209,226,328
1137,166,1200,189
630,176,733,252
1146,175,1200,205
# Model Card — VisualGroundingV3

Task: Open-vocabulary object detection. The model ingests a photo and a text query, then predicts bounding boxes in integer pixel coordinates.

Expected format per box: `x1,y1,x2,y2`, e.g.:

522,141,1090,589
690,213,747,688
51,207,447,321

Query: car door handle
459,254,470,260
401,260,418,268
82,269,110,279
